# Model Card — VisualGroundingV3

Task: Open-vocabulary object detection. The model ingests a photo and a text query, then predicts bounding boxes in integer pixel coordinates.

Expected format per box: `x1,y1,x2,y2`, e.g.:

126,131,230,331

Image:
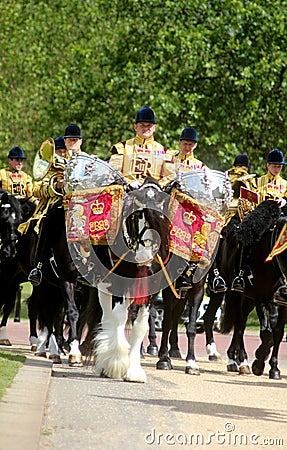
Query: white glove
129,180,142,189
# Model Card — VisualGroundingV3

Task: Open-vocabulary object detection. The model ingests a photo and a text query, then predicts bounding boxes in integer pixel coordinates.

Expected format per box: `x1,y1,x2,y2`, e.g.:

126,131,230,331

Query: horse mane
234,200,280,247
19,197,36,223
0,189,23,224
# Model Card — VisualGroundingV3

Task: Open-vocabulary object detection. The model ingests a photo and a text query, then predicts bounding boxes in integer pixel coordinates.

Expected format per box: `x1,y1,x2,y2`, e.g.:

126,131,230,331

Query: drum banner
265,222,287,262
168,189,225,266
64,185,124,245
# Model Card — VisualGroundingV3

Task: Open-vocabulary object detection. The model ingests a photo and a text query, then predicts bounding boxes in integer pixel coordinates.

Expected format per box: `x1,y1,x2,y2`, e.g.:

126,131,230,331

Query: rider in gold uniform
109,106,174,186
256,149,287,202
0,147,33,198
173,126,205,172
231,149,287,292
27,136,68,285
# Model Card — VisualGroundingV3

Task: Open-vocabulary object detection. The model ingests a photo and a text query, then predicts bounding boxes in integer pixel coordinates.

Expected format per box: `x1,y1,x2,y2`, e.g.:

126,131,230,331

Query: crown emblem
183,210,196,225
91,199,105,215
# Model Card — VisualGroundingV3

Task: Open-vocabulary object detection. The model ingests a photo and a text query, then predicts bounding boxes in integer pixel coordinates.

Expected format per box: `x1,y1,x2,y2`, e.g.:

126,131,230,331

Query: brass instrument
33,138,55,181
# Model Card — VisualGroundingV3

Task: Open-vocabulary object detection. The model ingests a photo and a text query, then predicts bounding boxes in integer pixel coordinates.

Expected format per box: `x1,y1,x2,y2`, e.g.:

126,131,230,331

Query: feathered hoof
252,360,264,376
156,356,173,370
146,345,158,356
49,354,62,364
35,351,47,358
31,345,38,352
269,369,281,380
185,366,200,375
124,370,147,383
169,349,182,359
227,363,239,372
239,364,251,375
0,338,12,346
208,354,221,362
68,354,83,367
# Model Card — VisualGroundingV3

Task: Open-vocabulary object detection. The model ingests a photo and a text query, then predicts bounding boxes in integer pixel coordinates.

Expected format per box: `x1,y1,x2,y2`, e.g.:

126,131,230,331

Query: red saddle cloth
64,185,124,245
168,188,225,267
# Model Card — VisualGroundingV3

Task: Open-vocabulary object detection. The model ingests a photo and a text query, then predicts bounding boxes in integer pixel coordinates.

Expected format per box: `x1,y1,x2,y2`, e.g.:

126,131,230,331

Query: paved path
1,320,287,449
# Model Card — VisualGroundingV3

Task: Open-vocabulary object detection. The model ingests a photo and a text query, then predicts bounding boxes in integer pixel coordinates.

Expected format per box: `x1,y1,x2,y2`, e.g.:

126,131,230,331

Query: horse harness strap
154,254,179,299
100,250,131,283
270,221,287,285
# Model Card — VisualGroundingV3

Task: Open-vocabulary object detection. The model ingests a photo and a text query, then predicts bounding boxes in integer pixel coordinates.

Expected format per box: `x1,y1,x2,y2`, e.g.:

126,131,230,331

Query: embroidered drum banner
168,188,225,268
64,185,125,245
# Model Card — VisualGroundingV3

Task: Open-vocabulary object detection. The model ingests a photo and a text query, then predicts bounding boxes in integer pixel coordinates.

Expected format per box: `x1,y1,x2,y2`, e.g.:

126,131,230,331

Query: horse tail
220,290,242,334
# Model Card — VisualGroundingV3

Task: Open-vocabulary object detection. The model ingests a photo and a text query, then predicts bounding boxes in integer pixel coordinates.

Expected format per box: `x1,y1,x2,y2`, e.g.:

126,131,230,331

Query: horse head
0,191,23,262
122,177,170,267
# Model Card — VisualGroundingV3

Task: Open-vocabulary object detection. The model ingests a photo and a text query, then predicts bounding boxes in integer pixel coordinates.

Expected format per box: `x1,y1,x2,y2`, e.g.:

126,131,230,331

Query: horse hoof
68,355,83,367
35,351,47,358
169,349,182,359
49,354,62,364
239,365,251,375
156,357,173,370
208,354,221,362
252,360,264,376
185,366,200,375
31,345,38,352
269,369,281,380
146,345,158,356
0,339,12,346
227,363,239,372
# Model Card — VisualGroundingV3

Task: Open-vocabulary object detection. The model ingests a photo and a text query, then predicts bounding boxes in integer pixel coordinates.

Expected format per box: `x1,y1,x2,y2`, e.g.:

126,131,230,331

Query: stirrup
273,285,287,307
28,268,43,286
212,269,227,293
231,270,245,292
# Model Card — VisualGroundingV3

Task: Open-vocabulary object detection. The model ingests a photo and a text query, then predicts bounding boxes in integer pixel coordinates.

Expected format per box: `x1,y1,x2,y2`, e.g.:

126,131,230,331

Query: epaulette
166,149,179,156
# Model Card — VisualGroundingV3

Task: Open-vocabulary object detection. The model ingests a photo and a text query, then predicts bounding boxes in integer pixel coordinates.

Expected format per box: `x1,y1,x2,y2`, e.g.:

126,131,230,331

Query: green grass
0,351,26,401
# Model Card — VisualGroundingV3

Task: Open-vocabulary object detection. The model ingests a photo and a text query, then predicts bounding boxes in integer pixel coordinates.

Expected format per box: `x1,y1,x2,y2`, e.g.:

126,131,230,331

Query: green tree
1,0,287,175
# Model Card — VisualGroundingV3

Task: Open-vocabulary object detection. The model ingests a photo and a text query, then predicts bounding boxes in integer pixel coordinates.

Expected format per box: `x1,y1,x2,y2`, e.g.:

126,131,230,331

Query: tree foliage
1,0,287,175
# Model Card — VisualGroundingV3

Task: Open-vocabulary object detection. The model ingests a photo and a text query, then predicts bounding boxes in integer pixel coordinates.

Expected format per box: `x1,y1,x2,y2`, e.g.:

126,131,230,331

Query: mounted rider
109,106,175,186
25,135,69,285
0,146,34,199
231,148,287,292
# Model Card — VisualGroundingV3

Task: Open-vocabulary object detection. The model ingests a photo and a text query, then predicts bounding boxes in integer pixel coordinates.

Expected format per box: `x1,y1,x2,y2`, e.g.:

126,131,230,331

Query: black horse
208,200,287,379
155,169,232,375
91,177,172,382
0,191,35,345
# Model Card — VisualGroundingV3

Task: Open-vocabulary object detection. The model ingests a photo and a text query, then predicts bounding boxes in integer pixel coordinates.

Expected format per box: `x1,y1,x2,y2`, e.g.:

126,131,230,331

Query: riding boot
231,246,245,292
211,268,227,293
28,223,46,286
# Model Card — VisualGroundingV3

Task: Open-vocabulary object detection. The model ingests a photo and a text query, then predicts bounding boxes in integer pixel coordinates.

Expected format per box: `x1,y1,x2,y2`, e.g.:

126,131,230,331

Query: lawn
0,351,26,401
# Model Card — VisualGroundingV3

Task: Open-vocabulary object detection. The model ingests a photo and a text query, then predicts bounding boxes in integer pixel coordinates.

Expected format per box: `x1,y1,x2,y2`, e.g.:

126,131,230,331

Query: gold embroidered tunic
0,167,33,198
256,172,287,203
109,135,175,184
173,151,205,172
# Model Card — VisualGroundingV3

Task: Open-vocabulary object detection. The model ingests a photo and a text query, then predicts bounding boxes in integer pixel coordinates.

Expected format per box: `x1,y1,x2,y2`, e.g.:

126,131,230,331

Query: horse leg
0,286,18,345
252,304,273,376
94,287,130,379
156,287,175,370
168,300,185,359
0,309,13,346
35,326,49,357
125,304,149,383
27,290,39,352
62,281,82,367
13,284,22,322
203,291,224,361
185,280,205,375
146,304,158,356
48,333,62,364
268,305,287,380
